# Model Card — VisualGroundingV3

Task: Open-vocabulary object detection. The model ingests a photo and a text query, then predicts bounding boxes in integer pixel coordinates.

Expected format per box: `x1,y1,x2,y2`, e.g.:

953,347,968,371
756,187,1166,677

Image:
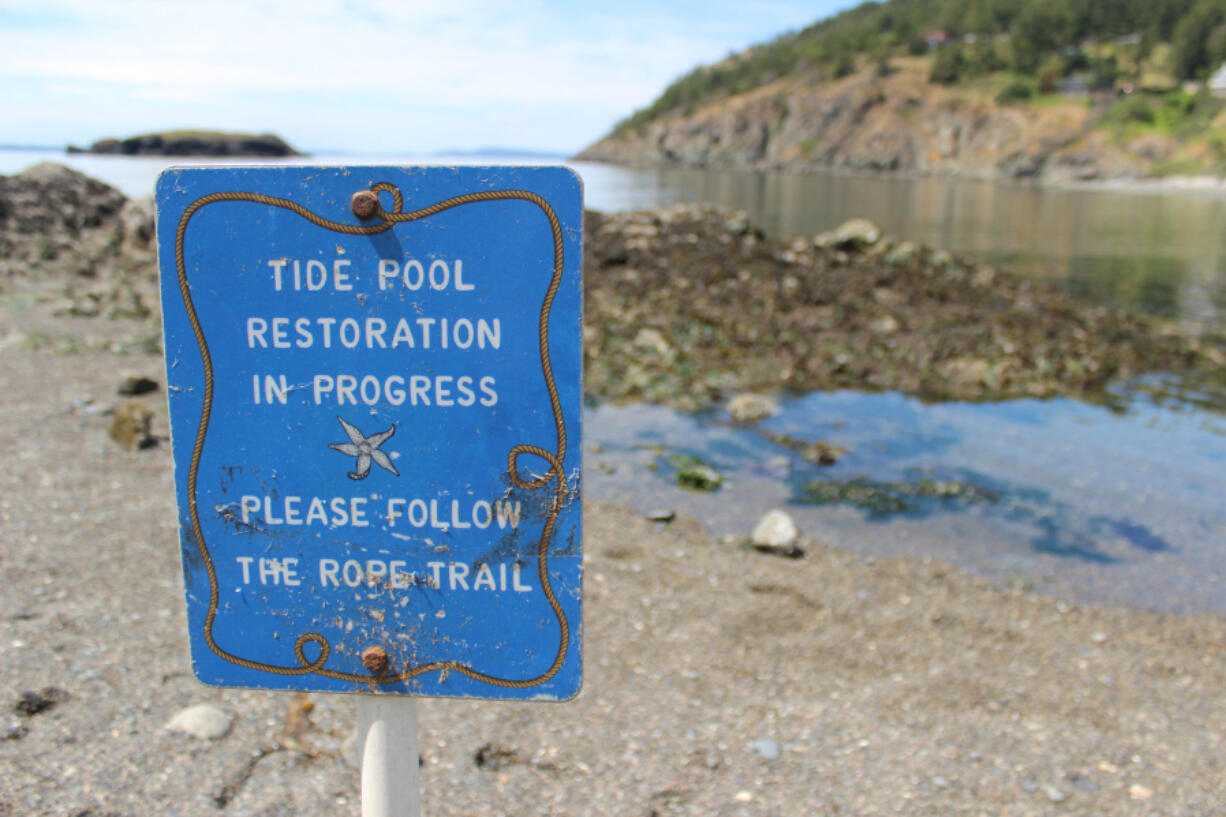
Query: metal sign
156,165,583,699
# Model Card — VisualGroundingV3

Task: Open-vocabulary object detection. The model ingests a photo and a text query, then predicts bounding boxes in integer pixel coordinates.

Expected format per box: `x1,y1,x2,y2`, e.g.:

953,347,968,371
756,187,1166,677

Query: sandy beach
2,165,1225,815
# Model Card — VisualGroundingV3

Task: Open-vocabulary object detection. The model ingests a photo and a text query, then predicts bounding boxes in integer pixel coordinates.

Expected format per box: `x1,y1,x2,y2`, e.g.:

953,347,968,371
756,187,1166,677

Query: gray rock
884,240,920,266
108,401,156,450
1043,783,1068,803
14,687,68,716
632,327,671,356
165,703,233,740
645,509,676,523
118,197,155,248
117,375,158,396
723,214,750,235
814,218,882,251
728,393,777,423
751,510,798,549
676,462,723,492
751,739,780,760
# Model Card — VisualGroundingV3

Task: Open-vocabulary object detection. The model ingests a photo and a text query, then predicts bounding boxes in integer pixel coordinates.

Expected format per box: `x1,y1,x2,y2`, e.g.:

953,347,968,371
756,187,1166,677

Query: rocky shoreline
583,206,1225,409
4,162,1222,411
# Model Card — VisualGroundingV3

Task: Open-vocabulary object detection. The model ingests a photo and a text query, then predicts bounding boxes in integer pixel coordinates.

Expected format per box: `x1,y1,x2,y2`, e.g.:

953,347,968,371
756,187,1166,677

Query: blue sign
156,165,582,699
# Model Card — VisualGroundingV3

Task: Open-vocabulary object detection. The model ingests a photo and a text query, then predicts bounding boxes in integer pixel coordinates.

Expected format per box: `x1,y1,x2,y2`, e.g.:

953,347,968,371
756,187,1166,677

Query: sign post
156,165,584,812
358,695,420,817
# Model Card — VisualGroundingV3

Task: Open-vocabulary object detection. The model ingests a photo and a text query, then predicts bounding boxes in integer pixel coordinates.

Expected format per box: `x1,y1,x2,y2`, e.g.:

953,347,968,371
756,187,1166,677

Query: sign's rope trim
172,184,572,689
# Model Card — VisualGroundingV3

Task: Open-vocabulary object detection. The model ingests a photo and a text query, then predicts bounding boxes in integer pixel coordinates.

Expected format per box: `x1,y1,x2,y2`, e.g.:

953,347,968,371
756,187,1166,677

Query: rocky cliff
577,58,1150,183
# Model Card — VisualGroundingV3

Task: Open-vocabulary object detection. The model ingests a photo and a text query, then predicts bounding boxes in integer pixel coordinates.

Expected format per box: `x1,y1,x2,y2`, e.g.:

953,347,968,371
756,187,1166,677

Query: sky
0,0,857,155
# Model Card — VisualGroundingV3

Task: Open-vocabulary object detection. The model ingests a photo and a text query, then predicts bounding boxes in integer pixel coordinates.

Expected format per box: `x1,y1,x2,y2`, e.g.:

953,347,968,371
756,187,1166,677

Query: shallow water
585,379,1226,614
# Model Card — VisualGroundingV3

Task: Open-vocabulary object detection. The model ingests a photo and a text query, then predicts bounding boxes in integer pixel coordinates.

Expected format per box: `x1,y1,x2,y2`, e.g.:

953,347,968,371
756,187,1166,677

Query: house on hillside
924,30,947,51
1210,63,1226,98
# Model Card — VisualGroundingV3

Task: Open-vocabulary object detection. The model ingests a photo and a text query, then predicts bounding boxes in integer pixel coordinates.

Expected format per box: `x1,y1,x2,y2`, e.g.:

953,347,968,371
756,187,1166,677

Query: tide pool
585,378,1226,613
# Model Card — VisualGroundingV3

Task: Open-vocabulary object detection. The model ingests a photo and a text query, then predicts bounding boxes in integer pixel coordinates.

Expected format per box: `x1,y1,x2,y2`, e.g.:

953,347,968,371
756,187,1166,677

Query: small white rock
1128,783,1154,800
728,393,777,423
814,218,882,250
752,510,798,549
1043,783,1068,803
751,739,780,760
166,704,233,740
632,327,671,356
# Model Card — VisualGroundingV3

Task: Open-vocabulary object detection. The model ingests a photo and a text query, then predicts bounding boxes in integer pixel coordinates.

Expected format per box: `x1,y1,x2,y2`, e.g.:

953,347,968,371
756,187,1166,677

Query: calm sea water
4,148,1224,611
3,147,1225,331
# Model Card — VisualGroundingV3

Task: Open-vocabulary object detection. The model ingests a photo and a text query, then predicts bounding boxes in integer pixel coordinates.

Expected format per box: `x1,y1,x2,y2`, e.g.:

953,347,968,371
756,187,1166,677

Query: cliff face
577,59,1146,182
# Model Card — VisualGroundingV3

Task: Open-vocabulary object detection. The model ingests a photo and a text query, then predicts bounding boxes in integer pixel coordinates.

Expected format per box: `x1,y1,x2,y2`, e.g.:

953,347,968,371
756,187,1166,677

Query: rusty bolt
361,645,389,675
351,190,379,220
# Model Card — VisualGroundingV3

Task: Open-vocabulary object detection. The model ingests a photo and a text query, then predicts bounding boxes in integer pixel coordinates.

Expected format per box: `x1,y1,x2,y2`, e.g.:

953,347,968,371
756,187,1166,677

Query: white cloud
0,0,849,152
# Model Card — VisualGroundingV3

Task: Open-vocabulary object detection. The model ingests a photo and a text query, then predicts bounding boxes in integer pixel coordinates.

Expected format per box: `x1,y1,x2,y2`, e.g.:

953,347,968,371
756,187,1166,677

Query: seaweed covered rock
0,163,157,319
582,205,1225,407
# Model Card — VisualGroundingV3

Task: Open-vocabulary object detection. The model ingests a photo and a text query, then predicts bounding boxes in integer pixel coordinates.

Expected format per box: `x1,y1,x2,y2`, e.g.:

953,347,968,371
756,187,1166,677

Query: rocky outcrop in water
68,130,300,157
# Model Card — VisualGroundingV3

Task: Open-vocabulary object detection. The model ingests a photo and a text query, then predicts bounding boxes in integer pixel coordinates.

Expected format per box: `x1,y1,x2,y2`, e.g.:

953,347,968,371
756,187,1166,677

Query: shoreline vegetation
3,162,1226,813
66,129,301,158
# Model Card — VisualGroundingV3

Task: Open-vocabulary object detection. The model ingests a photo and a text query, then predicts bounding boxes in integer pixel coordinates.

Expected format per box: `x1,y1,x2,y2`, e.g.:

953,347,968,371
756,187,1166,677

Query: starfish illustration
328,417,399,481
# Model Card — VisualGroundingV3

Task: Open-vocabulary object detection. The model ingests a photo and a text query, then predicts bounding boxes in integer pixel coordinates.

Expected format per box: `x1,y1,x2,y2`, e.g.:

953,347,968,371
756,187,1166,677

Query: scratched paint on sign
156,165,583,698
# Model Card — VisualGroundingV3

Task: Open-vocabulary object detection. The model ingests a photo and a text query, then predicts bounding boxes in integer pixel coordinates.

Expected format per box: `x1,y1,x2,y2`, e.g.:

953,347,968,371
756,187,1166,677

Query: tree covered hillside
615,0,1226,135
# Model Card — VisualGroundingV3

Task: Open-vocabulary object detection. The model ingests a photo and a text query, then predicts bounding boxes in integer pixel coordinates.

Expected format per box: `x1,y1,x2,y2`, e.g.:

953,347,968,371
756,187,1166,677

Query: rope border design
172,181,573,689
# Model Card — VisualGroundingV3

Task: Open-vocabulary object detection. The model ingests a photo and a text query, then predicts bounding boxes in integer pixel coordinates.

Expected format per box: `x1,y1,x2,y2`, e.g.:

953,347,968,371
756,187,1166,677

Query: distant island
68,130,302,157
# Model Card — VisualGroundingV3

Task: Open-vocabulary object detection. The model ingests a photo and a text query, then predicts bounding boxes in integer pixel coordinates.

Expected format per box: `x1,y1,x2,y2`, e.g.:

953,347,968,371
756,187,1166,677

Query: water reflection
585,381,1226,613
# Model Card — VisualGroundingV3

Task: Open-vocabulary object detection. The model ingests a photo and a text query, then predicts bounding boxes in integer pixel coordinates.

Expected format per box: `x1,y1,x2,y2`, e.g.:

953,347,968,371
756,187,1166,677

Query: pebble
1043,783,1068,803
108,401,155,450
165,704,233,740
814,218,882,251
14,687,68,716
116,375,158,396
632,327,671,356
884,240,921,265
727,393,777,422
1129,783,1154,800
752,510,798,549
751,739,780,760
676,463,723,491
644,509,676,523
